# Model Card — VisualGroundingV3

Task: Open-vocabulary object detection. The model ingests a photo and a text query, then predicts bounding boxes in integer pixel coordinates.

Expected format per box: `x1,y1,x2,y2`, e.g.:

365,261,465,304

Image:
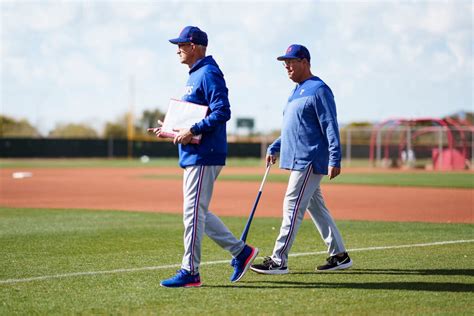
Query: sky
1,0,473,135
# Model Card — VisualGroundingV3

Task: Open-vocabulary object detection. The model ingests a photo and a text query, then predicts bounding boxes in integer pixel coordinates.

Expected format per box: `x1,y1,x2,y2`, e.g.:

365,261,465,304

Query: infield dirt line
1,239,473,285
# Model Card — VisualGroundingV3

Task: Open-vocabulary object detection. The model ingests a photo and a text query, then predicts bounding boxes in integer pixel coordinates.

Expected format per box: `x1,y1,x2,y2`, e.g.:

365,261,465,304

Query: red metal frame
369,117,470,169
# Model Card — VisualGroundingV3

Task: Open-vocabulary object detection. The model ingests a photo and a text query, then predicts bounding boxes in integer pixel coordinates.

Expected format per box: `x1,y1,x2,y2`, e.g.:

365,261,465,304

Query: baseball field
1,158,473,314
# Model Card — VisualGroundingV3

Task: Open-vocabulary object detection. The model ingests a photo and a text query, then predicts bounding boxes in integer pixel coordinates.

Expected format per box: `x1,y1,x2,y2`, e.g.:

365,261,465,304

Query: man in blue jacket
158,26,258,287
251,44,352,274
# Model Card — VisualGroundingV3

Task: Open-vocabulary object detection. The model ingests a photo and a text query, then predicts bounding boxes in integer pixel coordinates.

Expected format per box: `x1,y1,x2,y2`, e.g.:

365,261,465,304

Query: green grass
144,172,474,189
0,158,263,168
327,172,474,188
0,158,377,169
0,158,179,168
3,158,471,188
0,208,473,314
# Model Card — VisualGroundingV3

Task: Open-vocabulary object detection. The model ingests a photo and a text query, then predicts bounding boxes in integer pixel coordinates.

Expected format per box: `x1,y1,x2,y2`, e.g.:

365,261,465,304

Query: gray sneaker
250,256,289,275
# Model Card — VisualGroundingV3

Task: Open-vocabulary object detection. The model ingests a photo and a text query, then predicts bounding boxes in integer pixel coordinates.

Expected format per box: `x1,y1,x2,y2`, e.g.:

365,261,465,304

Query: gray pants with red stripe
181,165,245,274
271,165,347,267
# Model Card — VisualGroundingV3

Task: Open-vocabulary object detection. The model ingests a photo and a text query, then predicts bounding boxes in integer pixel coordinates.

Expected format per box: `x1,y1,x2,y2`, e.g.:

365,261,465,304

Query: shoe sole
160,282,202,288
184,282,202,287
316,259,353,272
249,266,289,275
231,247,259,283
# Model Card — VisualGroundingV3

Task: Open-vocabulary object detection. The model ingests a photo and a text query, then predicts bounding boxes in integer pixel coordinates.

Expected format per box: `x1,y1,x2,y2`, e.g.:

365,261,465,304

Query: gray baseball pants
181,165,245,274
271,164,347,267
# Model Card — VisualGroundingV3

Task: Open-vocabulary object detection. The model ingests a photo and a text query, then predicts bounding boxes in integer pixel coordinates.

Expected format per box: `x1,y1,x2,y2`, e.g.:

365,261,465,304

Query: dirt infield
1,167,472,223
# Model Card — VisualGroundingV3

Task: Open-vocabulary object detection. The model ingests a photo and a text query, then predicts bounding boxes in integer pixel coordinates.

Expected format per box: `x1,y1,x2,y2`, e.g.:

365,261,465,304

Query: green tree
103,114,128,139
446,111,474,126
48,123,98,138
465,112,474,125
139,109,165,131
345,121,373,128
103,109,166,140
0,115,40,137
340,121,374,145
268,129,281,138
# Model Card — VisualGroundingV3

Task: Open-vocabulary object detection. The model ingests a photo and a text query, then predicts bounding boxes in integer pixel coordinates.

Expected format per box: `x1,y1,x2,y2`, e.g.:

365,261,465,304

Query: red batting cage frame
369,117,474,170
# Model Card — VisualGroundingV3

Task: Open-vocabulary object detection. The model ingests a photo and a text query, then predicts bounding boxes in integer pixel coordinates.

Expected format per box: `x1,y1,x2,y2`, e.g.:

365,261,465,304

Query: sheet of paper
159,99,208,144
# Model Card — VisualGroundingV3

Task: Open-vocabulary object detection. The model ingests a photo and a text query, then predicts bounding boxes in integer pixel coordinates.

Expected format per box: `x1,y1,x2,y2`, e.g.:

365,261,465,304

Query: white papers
159,98,208,144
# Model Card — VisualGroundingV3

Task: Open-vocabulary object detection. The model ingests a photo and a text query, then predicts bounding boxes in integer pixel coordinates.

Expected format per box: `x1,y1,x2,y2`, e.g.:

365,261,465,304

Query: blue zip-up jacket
267,76,341,175
178,55,231,168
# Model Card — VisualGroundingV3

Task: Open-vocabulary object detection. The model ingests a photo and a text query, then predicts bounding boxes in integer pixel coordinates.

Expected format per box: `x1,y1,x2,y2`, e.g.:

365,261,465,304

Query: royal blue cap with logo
277,44,311,62
169,26,208,47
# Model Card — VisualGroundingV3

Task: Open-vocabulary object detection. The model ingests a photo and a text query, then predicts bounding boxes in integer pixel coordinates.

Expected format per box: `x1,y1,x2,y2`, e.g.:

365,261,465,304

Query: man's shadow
291,268,474,277
204,269,474,292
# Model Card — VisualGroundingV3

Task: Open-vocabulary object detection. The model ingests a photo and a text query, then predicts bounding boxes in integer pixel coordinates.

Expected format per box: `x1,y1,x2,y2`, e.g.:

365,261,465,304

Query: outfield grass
0,158,375,168
144,172,474,189
3,158,472,188
227,172,474,188
0,158,262,168
0,158,180,168
1,208,472,314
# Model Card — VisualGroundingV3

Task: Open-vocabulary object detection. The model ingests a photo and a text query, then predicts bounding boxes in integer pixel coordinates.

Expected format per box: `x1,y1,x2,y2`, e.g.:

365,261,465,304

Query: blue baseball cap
169,26,208,47
277,44,311,62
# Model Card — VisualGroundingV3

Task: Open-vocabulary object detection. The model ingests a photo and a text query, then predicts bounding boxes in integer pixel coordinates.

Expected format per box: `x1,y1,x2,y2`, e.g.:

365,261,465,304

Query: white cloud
81,22,134,63
419,3,457,35
54,53,109,87
3,56,30,85
118,48,157,80
446,30,472,69
1,1,77,32
109,2,159,21
39,32,77,57
1,0,472,133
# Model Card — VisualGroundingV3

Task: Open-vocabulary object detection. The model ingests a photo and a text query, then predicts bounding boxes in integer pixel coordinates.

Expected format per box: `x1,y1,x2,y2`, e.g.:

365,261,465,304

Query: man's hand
147,120,164,137
173,128,194,145
328,166,341,180
266,154,277,166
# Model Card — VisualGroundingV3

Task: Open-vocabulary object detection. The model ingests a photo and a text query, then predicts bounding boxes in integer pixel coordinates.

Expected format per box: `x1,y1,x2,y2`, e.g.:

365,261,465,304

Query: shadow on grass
290,268,474,277
203,269,474,292
205,281,473,292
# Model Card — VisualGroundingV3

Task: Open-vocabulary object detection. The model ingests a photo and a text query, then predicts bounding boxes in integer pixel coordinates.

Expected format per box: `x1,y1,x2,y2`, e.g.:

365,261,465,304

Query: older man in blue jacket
251,44,352,274
158,26,258,287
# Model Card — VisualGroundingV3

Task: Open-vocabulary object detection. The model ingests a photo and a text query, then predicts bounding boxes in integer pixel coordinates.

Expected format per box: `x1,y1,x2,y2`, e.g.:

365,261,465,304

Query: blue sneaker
160,269,202,288
230,245,259,283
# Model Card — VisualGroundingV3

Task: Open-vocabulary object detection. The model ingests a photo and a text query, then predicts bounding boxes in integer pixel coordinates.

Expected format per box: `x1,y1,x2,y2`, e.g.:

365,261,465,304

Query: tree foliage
48,123,98,138
103,109,165,139
103,114,128,139
344,121,374,128
445,111,474,126
0,115,40,137
138,109,165,131
339,121,374,144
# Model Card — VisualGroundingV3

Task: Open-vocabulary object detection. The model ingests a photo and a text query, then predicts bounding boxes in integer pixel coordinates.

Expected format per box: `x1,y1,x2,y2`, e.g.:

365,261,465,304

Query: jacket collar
189,55,215,74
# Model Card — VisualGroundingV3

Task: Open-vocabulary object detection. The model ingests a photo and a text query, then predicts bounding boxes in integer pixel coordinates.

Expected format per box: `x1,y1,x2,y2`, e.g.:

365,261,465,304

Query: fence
1,126,473,170
357,126,473,170
0,138,260,159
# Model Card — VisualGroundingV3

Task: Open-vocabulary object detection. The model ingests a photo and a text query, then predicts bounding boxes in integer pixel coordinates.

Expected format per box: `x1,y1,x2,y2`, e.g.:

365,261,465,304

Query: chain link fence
2,126,473,170
259,126,474,170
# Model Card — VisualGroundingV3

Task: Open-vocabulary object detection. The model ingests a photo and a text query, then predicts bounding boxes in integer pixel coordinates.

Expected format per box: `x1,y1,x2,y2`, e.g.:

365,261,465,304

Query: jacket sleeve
267,137,281,155
314,86,341,168
191,69,231,134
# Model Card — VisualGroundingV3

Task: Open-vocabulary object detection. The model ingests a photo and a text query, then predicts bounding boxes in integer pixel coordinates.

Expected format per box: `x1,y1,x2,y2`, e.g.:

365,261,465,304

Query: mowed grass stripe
143,172,474,188
2,158,472,188
0,158,263,168
1,208,473,314
1,239,472,285
0,158,376,168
